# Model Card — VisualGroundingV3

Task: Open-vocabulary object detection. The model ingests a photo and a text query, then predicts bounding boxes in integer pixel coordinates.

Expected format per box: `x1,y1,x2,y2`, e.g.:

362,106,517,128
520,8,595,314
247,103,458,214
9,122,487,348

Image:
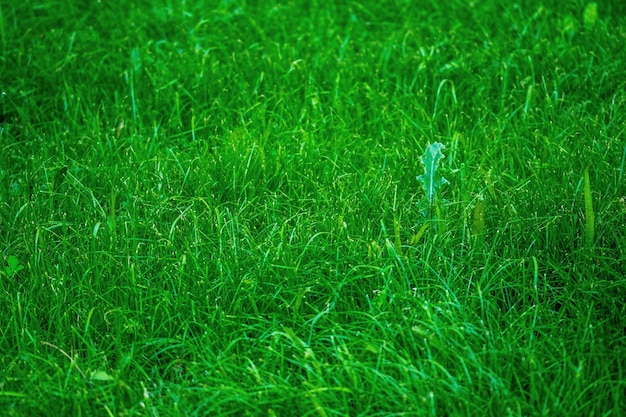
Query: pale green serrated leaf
417,142,448,204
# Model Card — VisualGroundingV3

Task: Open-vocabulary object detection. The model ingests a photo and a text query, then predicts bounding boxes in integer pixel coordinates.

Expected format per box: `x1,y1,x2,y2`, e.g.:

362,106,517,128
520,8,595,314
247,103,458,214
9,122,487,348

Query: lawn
1,0,625,415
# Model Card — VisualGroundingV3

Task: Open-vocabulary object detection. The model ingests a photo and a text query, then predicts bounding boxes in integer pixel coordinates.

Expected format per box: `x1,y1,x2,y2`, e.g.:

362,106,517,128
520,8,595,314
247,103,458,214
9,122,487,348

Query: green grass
1,0,625,415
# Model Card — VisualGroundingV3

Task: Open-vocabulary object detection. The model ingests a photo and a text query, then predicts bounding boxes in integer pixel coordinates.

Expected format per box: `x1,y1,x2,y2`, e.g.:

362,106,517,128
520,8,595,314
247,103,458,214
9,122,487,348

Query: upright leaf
417,142,448,204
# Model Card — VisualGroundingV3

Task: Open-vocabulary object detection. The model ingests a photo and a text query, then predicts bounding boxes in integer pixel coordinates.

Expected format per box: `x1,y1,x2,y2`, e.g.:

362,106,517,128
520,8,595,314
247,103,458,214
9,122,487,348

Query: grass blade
583,166,595,247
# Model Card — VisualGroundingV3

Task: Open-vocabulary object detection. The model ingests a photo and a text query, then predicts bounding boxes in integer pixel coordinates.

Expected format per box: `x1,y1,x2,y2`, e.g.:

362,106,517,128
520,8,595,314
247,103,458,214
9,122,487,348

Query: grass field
1,0,626,415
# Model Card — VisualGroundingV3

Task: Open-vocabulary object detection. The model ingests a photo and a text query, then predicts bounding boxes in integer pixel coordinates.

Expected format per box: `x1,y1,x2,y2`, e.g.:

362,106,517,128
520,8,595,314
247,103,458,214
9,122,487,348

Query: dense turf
1,0,625,415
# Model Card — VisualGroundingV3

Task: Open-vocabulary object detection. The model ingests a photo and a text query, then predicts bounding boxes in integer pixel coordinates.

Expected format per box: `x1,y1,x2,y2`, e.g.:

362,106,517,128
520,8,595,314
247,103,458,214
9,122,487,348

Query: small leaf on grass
417,142,448,205
5,256,24,277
